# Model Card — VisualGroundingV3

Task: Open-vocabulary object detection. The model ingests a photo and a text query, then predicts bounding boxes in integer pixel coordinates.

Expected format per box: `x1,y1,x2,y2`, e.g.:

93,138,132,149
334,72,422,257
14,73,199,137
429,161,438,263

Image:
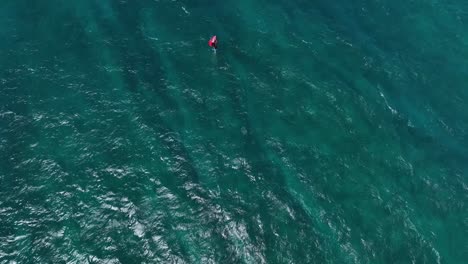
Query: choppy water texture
0,0,467,263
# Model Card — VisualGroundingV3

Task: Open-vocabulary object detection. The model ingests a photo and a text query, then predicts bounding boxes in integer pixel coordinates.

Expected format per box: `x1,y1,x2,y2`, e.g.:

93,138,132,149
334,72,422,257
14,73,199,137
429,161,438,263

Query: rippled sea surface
0,0,467,263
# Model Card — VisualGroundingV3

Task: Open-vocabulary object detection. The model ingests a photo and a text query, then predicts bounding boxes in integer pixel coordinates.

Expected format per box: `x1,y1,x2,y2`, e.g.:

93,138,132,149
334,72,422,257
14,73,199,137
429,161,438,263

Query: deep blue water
0,0,467,263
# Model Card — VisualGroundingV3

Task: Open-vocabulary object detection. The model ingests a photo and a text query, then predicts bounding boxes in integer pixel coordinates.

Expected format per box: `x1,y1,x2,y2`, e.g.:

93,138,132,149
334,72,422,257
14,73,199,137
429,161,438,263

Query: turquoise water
0,0,467,263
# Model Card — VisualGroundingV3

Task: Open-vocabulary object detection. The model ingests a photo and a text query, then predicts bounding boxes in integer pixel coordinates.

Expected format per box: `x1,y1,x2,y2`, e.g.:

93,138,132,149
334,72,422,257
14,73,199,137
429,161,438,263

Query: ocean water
0,0,467,263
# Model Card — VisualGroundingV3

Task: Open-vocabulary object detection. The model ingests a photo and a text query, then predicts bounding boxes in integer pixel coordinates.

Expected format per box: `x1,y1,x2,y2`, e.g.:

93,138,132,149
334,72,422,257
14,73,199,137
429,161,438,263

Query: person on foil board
208,35,218,52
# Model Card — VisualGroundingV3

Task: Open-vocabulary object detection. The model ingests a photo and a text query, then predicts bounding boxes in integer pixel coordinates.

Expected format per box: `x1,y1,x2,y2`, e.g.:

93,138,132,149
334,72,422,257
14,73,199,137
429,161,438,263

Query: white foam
181,6,190,15
379,91,397,115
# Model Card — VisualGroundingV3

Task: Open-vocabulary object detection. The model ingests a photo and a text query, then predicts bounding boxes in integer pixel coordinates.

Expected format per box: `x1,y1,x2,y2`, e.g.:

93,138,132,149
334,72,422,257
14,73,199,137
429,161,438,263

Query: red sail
208,35,217,47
